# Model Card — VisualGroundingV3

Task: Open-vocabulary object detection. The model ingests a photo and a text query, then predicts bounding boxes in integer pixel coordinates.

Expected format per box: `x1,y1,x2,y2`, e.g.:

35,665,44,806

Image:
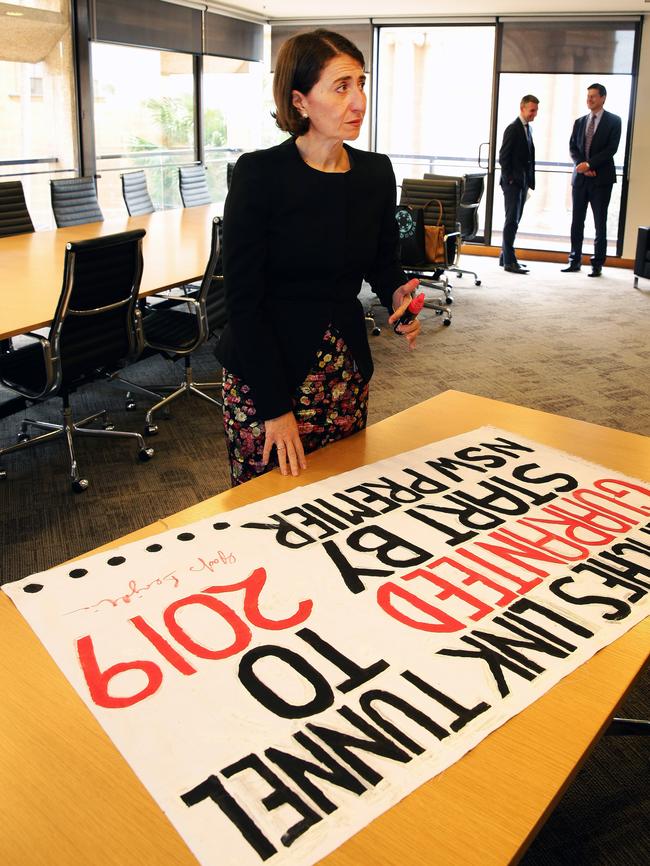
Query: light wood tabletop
0,204,221,340
1,391,648,866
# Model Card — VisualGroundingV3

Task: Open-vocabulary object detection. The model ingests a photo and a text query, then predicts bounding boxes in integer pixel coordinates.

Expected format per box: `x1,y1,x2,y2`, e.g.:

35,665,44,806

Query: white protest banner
3,426,649,866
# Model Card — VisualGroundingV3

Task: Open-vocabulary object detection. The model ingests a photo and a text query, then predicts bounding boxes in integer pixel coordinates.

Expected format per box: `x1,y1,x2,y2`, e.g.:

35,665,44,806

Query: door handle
478,142,490,170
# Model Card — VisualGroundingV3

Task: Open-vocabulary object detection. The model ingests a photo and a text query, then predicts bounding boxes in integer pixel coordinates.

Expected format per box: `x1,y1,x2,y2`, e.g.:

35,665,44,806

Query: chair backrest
400,177,461,234
0,180,35,237
50,176,104,228
51,230,146,388
424,172,485,240
226,161,236,190
121,170,155,216
458,173,485,241
179,165,212,208
201,218,227,335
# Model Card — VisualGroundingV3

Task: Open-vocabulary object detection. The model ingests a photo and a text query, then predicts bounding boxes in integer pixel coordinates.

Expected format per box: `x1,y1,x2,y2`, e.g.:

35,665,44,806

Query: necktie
585,114,596,159
525,123,532,151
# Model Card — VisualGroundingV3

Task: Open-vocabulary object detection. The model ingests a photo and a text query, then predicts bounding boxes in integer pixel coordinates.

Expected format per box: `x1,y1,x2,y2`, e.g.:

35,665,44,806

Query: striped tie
585,114,596,159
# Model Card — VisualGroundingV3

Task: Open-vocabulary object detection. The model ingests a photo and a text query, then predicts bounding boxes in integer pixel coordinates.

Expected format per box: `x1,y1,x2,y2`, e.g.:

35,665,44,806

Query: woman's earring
302,112,308,118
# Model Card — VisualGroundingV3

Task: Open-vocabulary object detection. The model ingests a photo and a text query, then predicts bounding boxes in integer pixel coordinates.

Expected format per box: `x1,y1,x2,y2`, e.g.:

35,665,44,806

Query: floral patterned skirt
222,327,369,486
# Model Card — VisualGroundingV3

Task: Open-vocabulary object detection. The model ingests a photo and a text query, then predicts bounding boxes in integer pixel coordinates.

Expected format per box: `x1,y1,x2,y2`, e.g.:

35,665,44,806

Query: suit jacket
499,118,535,191
216,138,406,420
569,109,621,188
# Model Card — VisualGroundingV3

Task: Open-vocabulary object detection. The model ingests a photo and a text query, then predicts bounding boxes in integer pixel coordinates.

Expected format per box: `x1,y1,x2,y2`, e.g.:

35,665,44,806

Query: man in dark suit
499,94,539,274
562,83,621,277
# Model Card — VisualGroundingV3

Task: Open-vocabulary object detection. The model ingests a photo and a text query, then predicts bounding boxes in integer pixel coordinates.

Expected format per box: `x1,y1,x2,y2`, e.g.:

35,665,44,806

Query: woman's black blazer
215,138,406,420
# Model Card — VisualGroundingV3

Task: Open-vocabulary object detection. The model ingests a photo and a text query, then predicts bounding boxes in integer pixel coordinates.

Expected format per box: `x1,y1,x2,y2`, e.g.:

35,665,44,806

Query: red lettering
77,634,162,709
164,595,251,659
376,583,465,632
456,548,542,592
130,615,197,675
202,567,313,630
399,567,493,621
428,556,518,606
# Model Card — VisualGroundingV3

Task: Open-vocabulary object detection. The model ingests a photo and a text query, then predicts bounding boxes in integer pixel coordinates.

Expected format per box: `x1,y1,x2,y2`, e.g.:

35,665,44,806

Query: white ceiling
211,0,648,22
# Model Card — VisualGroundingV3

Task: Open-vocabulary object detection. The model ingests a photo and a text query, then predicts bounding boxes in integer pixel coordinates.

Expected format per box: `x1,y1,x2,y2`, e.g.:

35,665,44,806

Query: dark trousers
501,182,528,266
569,181,613,268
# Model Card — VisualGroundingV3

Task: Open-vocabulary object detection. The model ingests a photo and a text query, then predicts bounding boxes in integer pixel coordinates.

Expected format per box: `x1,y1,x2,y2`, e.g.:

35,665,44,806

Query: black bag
395,204,425,265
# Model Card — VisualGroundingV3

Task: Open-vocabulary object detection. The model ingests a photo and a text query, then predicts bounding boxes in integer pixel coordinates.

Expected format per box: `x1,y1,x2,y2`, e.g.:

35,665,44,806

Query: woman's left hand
388,278,421,349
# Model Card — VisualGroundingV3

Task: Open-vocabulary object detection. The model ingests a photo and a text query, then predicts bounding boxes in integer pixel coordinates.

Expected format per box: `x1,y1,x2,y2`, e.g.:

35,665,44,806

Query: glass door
491,19,637,257
375,25,496,242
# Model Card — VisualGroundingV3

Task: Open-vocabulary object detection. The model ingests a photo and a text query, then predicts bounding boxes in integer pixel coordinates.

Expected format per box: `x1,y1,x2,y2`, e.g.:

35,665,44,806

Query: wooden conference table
0,203,221,341
1,391,649,866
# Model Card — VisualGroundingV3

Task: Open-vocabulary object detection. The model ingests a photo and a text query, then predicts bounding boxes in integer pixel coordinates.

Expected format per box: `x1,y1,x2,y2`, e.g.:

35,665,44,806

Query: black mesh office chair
398,177,464,325
179,165,212,207
0,230,154,492
117,218,226,436
121,170,155,216
50,176,104,227
0,180,35,237
425,171,484,285
0,180,35,354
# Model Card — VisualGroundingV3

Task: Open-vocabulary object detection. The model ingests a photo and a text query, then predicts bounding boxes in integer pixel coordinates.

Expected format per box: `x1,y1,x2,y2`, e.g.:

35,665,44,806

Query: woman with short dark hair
216,29,420,485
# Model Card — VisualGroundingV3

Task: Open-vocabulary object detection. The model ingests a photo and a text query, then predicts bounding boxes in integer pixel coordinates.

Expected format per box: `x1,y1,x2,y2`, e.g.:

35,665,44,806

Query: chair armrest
23,331,52,343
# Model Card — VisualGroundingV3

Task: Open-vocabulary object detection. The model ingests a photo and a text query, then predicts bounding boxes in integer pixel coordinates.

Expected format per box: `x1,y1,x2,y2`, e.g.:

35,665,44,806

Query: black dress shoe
504,263,529,274
561,264,581,272
588,267,602,278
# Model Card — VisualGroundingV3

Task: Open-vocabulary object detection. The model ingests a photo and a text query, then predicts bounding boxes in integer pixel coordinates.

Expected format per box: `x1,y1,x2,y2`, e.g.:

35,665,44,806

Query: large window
376,25,495,237
202,54,268,205
0,0,77,228
93,42,194,218
491,19,637,255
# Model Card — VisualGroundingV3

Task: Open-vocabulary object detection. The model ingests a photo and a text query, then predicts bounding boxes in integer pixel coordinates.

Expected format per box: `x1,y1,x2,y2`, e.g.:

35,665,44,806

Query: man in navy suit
498,95,539,274
562,83,622,277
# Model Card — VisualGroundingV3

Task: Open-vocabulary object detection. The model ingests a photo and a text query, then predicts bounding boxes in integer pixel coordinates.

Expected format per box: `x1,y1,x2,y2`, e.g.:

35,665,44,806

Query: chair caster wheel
139,447,154,461
443,319,451,326
72,479,89,493
0,469,7,480
372,327,381,336
475,280,481,286
103,422,115,431
456,273,462,279
145,423,158,436
17,432,30,443
445,296,453,305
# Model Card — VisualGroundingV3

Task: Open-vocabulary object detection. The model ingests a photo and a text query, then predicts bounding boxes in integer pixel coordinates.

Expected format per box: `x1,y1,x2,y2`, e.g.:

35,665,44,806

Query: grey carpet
1,254,648,863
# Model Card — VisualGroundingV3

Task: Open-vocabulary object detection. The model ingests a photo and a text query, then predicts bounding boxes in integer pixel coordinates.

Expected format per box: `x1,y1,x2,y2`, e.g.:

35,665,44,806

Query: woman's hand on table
389,278,422,349
263,411,307,477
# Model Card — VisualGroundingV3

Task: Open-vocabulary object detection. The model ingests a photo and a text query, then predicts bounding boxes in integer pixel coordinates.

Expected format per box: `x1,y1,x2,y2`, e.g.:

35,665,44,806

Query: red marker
394,292,425,333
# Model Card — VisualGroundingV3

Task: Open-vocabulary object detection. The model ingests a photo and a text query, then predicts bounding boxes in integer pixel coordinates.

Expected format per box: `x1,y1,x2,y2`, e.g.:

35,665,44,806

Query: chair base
448,265,481,286
117,356,222,435
605,717,650,736
144,360,222,434
418,279,453,325
364,311,381,336
0,405,153,492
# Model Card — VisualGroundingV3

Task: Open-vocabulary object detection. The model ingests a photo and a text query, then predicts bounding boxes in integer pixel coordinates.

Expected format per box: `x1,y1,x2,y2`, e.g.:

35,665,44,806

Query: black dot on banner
23,584,43,593
212,522,230,530
177,532,195,542
107,556,126,566
146,543,163,553
69,568,88,579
